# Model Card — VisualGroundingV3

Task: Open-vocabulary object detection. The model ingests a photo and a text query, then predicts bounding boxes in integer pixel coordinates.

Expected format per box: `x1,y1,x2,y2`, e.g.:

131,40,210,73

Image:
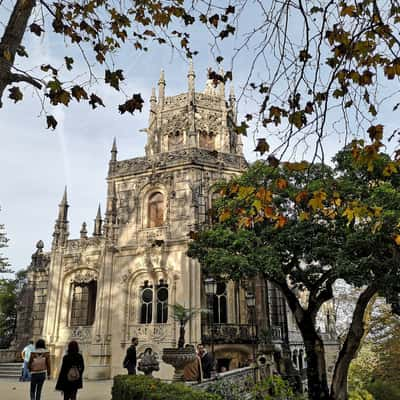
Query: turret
229,84,236,121
93,204,103,237
188,60,195,93
187,61,196,146
110,137,117,162
149,87,157,128
218,68,225,98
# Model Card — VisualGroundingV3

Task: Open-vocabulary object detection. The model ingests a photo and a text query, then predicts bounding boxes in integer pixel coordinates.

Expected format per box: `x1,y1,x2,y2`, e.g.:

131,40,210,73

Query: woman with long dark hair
56,341,85,400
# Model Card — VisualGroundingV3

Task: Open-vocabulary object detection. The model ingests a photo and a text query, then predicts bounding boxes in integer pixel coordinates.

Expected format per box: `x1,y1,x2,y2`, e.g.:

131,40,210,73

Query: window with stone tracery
156,280,168,323
168,131,184,151
140,282,153,324
70,280,97,326
148,192,164,228
199,131,215,150
213,281,227,323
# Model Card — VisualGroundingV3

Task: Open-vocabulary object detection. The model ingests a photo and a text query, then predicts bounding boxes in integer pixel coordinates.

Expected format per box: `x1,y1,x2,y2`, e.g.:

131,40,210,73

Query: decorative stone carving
70,270,98,284
129,323,175,343
162,347,197,381
70,326,92,342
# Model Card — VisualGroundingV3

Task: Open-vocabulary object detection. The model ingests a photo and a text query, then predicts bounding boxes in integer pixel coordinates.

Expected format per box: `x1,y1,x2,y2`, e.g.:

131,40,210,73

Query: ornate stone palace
14,64,338,381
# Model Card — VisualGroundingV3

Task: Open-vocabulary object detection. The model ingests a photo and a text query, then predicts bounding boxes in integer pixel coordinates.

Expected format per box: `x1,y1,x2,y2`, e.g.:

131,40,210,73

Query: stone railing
193,366,255,399
202,323,254,344
0,349,21,363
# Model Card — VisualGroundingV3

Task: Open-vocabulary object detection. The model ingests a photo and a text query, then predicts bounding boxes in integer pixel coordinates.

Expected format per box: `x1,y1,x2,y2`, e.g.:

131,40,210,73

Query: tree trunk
298,320,331,400
330,285,377,400
178,323,185,348
0,0,36,106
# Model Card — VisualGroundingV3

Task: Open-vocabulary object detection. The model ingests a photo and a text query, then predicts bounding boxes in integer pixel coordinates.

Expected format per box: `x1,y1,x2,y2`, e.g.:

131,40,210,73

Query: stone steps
0,363,22,379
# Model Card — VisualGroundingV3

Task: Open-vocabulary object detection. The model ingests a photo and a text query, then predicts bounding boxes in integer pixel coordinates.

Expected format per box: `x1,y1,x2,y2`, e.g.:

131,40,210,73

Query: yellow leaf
219,210,231,222
342,207,354,223
299,211,310,221
238,186,255,199
252,199,262,212
308,190,327,211
383,162,398,177
394,234,400,245
264,206,274,218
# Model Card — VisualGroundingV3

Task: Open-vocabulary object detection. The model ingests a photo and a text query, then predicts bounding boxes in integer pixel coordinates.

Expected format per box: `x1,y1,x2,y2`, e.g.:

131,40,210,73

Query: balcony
202,323,254,344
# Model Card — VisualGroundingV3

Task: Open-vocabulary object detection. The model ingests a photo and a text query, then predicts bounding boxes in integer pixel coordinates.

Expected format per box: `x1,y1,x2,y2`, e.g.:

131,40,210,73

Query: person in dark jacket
197,344,214,379
123,337,138,375
56,341,85,400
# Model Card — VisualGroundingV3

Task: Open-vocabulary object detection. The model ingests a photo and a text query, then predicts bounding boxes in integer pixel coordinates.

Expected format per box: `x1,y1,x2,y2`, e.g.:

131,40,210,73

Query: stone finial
188,60,195,92
80,222,88,239
159,69,165,84
36,240,44,250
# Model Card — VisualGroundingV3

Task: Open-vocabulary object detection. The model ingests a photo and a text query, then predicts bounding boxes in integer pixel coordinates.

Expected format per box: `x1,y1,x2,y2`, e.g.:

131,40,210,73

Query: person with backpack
28,339,51,400
123,337,138,375
56,340,85,400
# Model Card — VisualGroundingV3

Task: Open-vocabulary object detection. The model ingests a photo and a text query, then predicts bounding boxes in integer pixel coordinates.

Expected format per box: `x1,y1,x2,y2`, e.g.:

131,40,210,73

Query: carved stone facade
15,65,337,383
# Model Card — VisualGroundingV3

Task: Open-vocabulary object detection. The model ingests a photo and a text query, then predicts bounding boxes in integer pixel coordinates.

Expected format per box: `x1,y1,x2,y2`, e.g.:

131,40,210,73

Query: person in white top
21,340,35,382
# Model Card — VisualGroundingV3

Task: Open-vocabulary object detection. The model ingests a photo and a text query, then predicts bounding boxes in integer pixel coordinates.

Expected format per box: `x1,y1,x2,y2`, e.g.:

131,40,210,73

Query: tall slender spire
110,137,117,162
188,60,195,92
218,68,225,98
93,204,103,236
229,84,237,122
158,69,165,105
58,186,69,222
53,187,69,248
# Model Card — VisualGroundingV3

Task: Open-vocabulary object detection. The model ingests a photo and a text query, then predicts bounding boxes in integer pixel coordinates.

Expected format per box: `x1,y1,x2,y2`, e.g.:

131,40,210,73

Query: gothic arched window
199,131,215,150
140,282,153,324
148,192,164,228
70,280,97,326
168,131,184,150
213,281,227,324
156,280,168,323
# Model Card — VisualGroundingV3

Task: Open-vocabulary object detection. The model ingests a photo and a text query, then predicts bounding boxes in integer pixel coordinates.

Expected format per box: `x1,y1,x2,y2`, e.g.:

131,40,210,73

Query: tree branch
9,73,42,89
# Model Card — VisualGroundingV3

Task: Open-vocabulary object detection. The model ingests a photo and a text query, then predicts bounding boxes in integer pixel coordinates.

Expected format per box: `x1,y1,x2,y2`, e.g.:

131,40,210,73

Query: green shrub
367,380,400,400
251,376,305,400
112,375,222,400
348,389,375,400
205,376,253,400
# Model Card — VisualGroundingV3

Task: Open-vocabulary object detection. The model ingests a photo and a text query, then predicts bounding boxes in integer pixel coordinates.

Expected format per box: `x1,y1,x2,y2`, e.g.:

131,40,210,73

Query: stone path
0,379,113,400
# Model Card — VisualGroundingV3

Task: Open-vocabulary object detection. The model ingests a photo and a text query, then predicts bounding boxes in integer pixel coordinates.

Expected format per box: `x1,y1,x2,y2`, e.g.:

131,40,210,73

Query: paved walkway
0,379,113,400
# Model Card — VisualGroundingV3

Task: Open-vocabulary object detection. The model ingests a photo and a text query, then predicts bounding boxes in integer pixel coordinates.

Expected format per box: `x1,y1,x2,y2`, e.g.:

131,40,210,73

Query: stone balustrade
0,349,21,363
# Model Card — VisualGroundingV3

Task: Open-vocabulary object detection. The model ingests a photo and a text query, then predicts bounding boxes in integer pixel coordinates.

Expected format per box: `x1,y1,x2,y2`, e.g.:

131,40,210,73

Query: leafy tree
0,209,10,274
188,144,400,400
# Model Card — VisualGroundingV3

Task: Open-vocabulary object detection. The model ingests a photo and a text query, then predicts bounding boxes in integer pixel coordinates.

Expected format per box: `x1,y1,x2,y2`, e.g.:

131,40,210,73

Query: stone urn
137,348,160,377
162,347,197,381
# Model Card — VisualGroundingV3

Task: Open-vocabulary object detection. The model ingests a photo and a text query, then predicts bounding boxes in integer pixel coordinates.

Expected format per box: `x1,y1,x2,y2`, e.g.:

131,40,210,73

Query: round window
142,288,153,303
157,287,168,302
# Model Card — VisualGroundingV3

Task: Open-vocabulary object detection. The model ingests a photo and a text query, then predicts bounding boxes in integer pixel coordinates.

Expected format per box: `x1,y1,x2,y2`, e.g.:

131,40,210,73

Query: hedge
112,375,222,400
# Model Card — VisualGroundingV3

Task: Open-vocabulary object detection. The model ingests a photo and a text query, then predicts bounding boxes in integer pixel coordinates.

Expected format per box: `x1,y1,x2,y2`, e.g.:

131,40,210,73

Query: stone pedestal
162,348,197,381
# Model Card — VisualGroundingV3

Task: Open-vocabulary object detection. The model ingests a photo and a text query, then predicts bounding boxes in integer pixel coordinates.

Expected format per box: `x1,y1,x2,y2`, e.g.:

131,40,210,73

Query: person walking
183,345,203,382
21,340,35,382
28,339,51,400
56,340,85,400
123,337,138,375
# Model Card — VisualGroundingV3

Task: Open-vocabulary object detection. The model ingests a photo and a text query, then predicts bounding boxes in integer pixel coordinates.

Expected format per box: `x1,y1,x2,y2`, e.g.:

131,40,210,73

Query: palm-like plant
169,303,208,348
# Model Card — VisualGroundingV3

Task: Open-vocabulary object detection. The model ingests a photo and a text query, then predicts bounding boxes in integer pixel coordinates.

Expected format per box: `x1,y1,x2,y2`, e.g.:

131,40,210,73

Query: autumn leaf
254,138,269,155
295,191,308,204
71,85,88,102
118,94,144,114
264,206,274,218
308,191,327,211
367,124,384,141
46,115,58,129
276,178,288,190
383,162,398,176
89,93,105,109
275,215,287,229
255,187,272,203
299,211,310,221
238,186,255,199
342,207,355,224
219,210,231,222
64,57,74,71
105,69,124,91
394,234,400,246
30,23,44,37
8,86,23,103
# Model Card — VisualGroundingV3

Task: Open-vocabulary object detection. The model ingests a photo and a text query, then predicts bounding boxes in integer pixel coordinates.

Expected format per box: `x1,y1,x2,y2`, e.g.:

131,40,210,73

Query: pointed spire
58,186,69,222
93,204,103,236
229,84,236,99
188,60,195,92
158,69,165,105
80,222,88,239
218,68,225,97
150,87,157,112
110,137,117,162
